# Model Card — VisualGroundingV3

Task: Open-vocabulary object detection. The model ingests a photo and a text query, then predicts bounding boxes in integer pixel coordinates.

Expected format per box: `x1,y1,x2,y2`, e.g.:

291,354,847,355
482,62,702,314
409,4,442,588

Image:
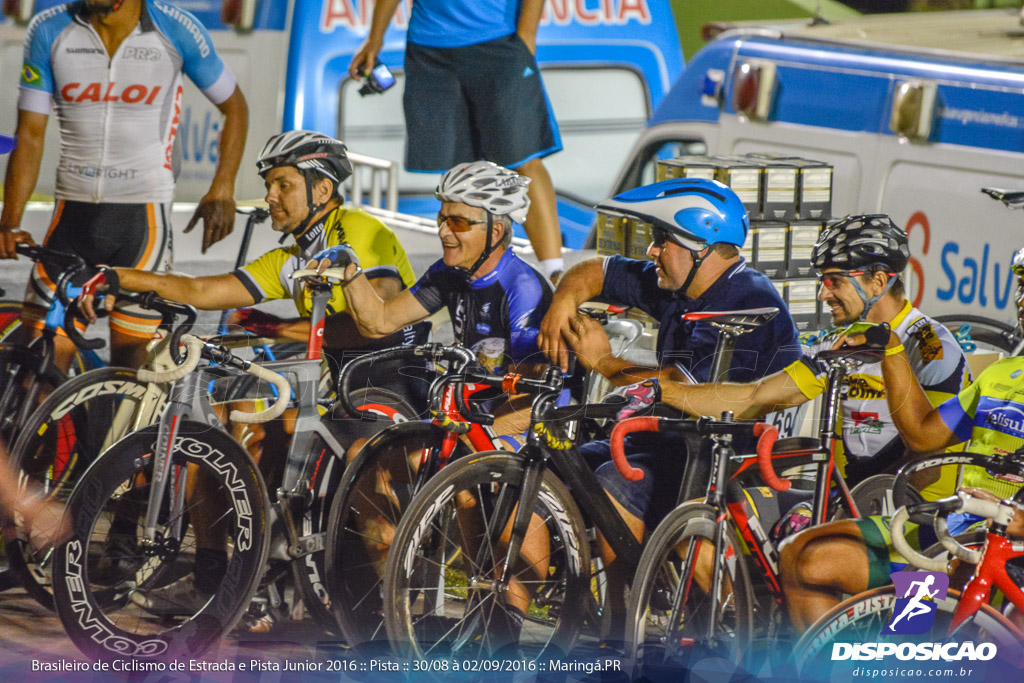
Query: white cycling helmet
256,130,353,188
435,161,531,224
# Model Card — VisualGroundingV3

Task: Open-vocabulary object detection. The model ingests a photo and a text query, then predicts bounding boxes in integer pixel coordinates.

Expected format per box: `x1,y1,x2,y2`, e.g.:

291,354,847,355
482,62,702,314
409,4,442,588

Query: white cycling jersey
17,0,236,204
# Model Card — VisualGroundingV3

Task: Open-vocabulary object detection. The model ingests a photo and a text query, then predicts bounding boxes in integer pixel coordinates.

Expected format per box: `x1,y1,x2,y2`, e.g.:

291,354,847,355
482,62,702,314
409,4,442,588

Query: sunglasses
650,224,689,249
817,270,866,290
437,214,486,233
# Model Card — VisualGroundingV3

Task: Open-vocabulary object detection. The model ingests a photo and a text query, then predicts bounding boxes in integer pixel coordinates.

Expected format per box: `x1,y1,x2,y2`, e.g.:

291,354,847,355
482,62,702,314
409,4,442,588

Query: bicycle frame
952,531,1024,632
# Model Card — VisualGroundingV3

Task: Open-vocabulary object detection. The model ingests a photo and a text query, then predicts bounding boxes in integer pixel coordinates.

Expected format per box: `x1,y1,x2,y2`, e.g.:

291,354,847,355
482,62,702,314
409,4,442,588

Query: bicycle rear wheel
383,452,590,660
51,421,270,662
293,387,418,632
4,367,158,608
626,503,754,675
936,314,1020,355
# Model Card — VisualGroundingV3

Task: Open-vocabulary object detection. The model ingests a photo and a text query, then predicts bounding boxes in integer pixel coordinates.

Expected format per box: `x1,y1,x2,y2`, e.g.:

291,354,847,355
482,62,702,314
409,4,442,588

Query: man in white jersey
0,0,247,368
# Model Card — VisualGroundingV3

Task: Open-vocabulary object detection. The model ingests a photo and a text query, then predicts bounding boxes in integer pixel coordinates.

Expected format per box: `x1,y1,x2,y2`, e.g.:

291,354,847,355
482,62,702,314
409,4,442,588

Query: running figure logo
885,571,949,635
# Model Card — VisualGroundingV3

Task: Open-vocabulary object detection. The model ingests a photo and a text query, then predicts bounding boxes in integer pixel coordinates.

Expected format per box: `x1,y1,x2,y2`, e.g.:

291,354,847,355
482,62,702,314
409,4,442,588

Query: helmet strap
462,213,497,279
673,246,708,300
851,272,896,322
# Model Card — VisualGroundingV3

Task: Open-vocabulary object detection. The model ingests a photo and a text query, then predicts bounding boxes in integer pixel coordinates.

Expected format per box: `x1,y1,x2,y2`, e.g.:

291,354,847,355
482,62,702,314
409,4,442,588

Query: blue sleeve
409,260,447,315
149,2,228,92
19,7,70,96
937,394,975,442
601,255,670,319
505,269,550,365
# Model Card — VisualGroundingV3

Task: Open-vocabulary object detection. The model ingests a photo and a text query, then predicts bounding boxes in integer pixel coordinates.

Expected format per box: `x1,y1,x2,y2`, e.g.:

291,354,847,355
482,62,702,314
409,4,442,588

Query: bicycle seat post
305,281,332,361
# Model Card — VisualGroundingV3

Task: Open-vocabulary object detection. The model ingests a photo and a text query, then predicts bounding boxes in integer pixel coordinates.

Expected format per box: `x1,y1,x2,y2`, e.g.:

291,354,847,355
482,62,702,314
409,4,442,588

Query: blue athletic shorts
403,33,562,172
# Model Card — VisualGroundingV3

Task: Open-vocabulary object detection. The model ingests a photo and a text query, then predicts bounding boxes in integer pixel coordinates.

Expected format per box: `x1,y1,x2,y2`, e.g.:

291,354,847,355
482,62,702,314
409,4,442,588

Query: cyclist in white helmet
335,159,552,386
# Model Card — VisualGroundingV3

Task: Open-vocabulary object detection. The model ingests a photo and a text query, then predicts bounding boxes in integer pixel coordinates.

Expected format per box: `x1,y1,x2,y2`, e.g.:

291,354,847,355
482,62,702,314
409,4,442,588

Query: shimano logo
153,1,210,58
831,642,996,662
65,47,104,55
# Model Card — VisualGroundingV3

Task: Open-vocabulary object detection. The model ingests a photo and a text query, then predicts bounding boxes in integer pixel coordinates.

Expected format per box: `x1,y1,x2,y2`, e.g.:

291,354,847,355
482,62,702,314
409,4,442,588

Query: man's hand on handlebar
566,312,611,373
959,486,1024,538
0,227,35,259
538,298,582,372
306,244,362,283
830,322,899,352
76,267,119,323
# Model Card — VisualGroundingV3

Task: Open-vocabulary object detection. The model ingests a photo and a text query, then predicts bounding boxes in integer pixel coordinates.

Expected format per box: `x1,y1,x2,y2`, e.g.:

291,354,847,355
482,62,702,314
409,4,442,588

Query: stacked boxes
593,152,839,332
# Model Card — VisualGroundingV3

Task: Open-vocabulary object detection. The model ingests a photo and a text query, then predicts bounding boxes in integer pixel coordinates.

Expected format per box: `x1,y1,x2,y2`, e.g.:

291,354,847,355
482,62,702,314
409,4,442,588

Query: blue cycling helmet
597,178,749,250
597,178,748,297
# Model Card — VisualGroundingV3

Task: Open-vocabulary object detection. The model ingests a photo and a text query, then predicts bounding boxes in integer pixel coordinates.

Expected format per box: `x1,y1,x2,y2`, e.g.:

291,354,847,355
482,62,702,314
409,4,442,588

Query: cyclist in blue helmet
538,178,800,641
540,178,795,385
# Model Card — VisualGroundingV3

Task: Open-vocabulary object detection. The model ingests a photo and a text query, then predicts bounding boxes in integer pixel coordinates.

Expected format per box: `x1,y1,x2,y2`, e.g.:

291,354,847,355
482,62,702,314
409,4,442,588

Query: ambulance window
339,65,654,202
616,139,707,193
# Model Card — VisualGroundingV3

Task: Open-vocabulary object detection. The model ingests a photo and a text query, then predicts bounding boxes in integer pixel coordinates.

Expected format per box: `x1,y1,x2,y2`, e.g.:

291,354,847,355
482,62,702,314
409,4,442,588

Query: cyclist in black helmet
778,246,1024,634
82,129,417,348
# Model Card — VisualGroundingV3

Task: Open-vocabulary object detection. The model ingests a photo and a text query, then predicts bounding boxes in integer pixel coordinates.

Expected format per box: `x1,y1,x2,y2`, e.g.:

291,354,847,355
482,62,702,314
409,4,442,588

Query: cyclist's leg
106,202,171,368
779,517,891,631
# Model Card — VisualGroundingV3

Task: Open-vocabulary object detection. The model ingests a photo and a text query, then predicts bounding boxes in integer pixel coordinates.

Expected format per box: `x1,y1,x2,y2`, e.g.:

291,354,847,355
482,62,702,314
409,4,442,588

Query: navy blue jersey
602,256,800,383
411,249,551,372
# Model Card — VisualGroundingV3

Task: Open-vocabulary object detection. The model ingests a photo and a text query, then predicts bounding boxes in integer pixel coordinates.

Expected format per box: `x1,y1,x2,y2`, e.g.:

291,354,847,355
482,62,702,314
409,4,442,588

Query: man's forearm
368,0,402,42
517,0,544,39
556,257,606,309
880,349,943,451
660,380,769,419
209,89,247,197
343,274,391,337
1,126,45,229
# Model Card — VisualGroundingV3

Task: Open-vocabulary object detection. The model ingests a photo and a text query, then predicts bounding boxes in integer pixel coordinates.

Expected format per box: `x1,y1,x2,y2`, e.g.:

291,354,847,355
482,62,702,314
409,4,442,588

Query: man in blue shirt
348,0,566,281
539,178,801,640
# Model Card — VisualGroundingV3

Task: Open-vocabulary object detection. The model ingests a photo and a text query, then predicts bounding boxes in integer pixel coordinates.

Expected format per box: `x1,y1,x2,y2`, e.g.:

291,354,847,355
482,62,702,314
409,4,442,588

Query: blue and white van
0,0,684,251
607,8,1024,322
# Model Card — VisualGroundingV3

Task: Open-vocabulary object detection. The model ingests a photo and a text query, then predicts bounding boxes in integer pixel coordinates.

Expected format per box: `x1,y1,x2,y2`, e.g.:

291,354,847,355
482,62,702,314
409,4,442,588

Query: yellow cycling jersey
233,206,416,317
938,356,1024,498
784,301,971,485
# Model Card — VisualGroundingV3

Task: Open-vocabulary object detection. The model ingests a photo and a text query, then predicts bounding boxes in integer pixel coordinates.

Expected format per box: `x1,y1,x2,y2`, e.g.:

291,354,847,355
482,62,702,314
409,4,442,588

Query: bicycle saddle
682,307,779,329
982,187,1024,209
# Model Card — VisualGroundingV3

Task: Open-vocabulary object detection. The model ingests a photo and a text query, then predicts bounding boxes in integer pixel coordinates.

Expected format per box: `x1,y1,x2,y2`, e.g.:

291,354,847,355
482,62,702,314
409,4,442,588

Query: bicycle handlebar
891,492,1012,570
229,363,291,424
753,422,788,491
137,335,204,383
338,343,477,417
609,416,777,482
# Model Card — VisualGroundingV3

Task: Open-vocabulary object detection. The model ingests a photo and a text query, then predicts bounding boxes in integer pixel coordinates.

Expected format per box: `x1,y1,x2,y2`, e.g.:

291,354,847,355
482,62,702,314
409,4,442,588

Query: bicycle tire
293,387,418,632
936,314,1021,355
383,451,590,660
625,503,754,674
0,343,67,445
0,299,25,342
324,421,470,647
794,586,1024,678
4,366,159,609
51,421,270,662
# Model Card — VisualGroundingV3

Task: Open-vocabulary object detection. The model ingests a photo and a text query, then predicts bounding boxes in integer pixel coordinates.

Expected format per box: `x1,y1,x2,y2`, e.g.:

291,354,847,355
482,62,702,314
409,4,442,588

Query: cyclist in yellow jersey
78,131,418,617
81,130,416,347
780,247,1024,632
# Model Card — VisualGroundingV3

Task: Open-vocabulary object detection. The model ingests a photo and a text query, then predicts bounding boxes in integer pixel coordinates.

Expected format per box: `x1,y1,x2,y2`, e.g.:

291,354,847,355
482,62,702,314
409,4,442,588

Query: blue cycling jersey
410,249,551,373
602,255,801,383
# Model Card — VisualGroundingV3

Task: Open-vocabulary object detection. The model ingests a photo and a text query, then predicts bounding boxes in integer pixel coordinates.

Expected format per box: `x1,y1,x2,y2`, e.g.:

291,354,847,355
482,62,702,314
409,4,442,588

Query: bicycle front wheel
794,586,1024,679
0,343,67,445
383,451,590,660
626,503,754,674
5,367,158,609
51,421,270,662
325,421,467,647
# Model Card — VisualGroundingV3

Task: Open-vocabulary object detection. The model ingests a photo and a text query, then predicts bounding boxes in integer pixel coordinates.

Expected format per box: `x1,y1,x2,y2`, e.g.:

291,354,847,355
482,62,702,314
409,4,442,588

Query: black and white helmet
256,130,353,193
812,214,910,273
435,161,531,224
